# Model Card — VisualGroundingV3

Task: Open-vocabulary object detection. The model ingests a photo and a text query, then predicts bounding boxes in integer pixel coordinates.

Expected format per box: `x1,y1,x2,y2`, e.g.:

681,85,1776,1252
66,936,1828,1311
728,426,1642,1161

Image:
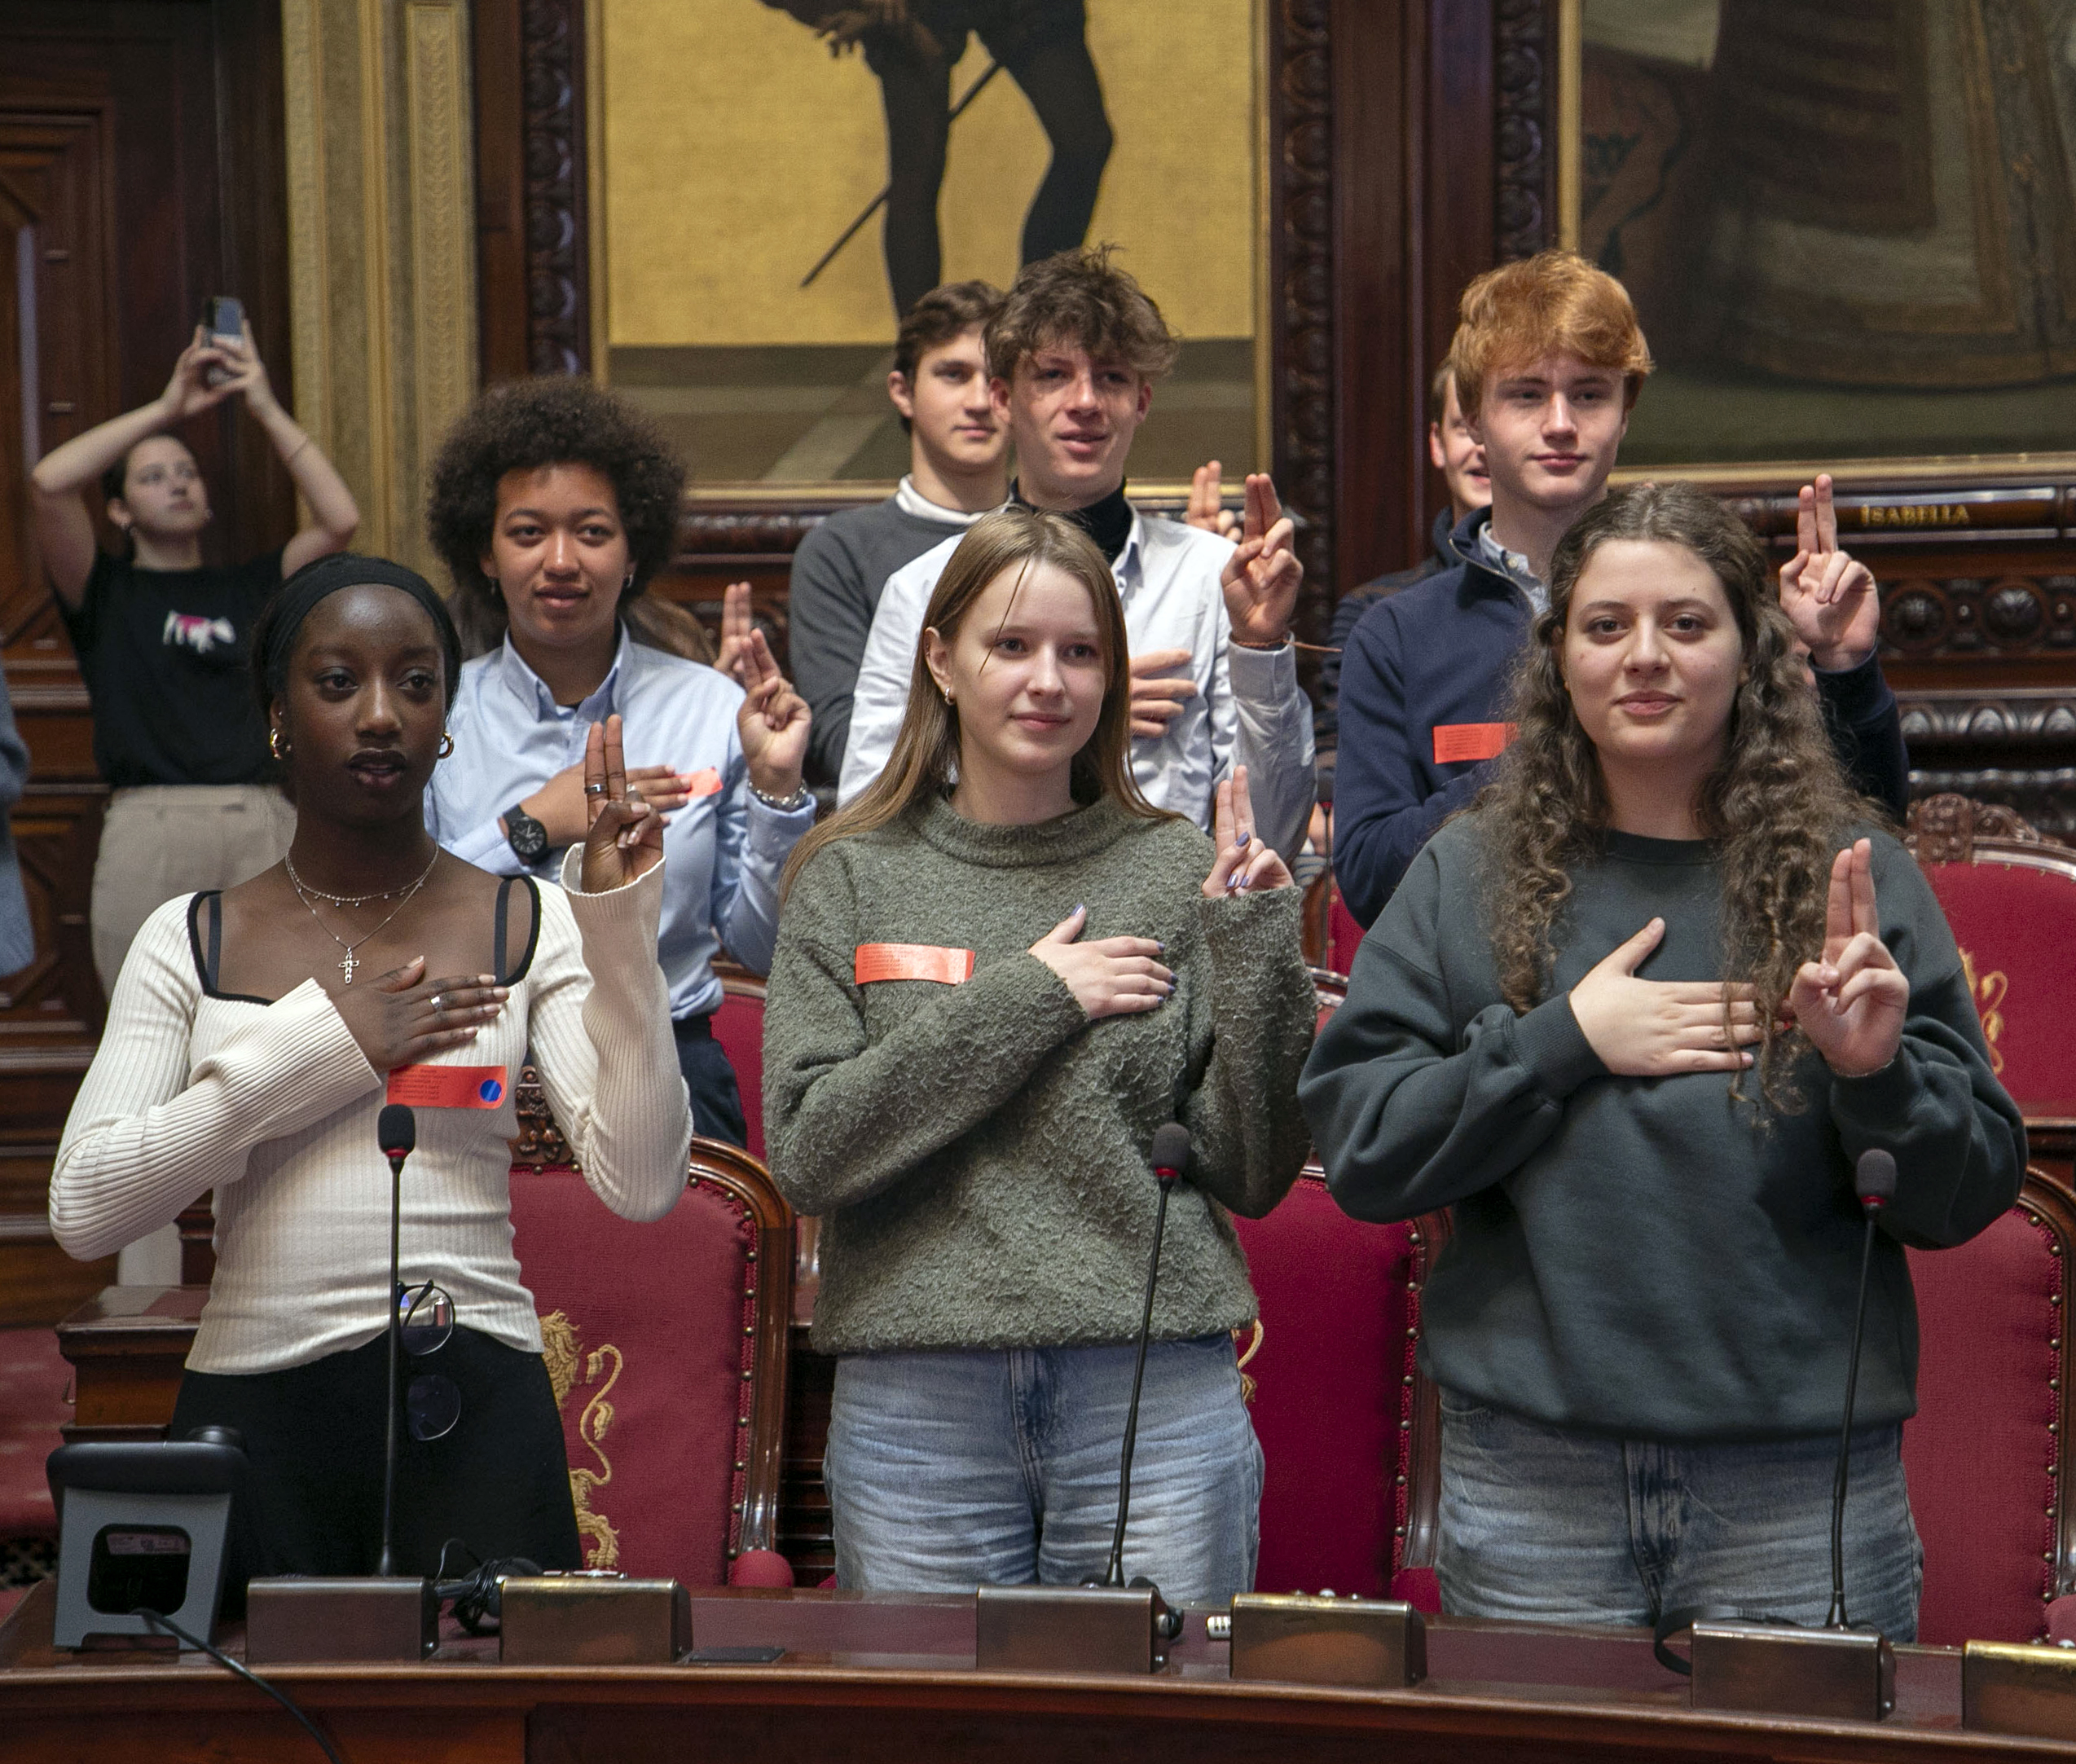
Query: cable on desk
133,1607,345,1764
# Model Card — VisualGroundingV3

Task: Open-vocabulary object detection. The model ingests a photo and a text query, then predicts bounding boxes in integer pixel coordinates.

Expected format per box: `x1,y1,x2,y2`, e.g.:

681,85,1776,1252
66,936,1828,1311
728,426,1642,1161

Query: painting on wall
592,0,1266,489
1567,0,2076,476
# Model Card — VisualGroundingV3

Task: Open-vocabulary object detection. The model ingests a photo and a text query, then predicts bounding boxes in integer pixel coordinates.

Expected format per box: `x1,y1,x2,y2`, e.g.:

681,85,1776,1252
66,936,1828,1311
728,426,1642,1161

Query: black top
60,548,285,788
1014,480,1133,562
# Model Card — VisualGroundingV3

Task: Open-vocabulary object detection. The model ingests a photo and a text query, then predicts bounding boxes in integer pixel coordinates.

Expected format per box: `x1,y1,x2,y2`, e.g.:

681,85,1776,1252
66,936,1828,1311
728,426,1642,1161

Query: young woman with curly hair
1301,481,2024,1640
424,377,812,1145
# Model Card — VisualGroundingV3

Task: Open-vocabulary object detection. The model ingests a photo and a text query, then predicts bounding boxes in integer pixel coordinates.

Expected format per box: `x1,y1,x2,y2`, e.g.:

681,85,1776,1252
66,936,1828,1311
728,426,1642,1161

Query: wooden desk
4,1577,2072,1762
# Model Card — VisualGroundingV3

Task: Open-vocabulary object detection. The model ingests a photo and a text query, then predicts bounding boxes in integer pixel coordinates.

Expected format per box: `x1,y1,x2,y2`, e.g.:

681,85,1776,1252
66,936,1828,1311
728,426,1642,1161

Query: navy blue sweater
1331,509,1912,929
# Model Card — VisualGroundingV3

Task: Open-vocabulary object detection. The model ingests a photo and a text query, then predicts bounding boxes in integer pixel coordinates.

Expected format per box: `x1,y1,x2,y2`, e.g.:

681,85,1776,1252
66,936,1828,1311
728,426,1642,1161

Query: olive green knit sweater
764,795,1317,1355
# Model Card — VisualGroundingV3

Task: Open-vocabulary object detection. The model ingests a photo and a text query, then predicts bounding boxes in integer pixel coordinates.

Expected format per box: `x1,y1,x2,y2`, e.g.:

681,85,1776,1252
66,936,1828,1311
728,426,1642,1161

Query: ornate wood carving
1271,0,1335,627
520,0,589,375
1493,0,1554,260
1903,793,2061,865
1883,578,2076,661
1907,768,2076,843
512,1063,573,1169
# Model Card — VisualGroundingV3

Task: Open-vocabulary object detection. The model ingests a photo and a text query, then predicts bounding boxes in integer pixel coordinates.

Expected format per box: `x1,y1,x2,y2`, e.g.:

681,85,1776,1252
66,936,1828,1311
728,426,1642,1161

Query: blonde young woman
764,506,1316,1600
1303,482,2024,1639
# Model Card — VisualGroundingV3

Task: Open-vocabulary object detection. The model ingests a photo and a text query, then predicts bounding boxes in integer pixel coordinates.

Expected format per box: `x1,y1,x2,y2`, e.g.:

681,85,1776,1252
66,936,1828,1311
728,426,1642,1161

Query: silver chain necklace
286,848,440,985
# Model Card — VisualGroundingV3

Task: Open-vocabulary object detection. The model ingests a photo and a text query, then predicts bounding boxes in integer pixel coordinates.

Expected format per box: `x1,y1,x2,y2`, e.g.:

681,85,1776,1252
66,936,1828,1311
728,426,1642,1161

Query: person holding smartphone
29,315,361,997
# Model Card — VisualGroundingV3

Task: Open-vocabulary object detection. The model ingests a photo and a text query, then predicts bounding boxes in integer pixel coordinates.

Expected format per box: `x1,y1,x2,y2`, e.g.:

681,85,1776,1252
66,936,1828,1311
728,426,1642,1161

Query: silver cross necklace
286,848,440,984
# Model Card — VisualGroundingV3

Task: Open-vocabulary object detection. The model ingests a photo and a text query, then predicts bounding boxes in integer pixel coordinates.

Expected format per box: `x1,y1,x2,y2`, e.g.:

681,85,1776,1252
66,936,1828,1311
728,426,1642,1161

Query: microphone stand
1104,1177,1174,1589
1827,1150,1895,1630
375,1106,416,1579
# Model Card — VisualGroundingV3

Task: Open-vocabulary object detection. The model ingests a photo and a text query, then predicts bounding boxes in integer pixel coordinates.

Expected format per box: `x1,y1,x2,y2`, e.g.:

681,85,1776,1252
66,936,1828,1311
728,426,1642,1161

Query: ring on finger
430,993,444,1015
583,782,607,796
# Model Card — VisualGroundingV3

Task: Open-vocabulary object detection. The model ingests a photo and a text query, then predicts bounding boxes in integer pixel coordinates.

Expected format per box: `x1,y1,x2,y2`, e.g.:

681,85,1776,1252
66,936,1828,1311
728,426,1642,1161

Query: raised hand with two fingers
1779,473,1880,671
714,580,756,684
1217,474,1303,647
736,627,811,800
1203,767,1292,898
1028,905,1175,1020
1568,919,1763,1076
1185,460,1239,538
331,956,508,1075
578,715,666,891
1787,838,1908,1079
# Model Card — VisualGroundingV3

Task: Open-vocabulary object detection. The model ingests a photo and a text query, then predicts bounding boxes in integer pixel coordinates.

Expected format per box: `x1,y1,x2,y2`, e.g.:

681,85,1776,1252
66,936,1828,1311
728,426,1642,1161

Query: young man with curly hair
838,247,1317,861
423,377,814,1146
1330,251,1911,928
789,280,1009,788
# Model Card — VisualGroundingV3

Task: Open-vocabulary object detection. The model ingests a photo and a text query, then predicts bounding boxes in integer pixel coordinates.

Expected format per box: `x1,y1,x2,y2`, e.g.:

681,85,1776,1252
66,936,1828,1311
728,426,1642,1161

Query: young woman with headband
49,553,690,1597
764,505,1317,1600
1303,482,2023,1638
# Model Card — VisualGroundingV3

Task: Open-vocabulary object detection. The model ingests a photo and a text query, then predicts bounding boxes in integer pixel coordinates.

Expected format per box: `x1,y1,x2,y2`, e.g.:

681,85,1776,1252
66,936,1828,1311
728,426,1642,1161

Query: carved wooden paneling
1273,0,1334,631
1493,0,1552,262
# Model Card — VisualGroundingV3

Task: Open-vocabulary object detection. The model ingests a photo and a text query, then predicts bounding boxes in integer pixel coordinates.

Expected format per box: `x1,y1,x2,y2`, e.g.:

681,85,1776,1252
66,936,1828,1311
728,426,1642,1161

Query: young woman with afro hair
424,376,814,1146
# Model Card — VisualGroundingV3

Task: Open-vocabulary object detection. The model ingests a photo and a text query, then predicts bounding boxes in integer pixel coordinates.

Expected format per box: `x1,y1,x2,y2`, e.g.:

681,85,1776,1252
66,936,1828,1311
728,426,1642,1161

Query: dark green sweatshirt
765,795,1317,1356
1300,814,2026,1442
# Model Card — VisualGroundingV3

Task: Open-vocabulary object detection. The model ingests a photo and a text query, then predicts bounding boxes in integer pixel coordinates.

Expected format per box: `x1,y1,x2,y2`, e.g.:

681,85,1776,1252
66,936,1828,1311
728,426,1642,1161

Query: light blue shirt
427,632,815,1018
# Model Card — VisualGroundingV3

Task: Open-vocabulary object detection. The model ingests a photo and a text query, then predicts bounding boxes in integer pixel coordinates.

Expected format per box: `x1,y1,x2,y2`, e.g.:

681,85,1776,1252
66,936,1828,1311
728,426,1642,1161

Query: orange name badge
1432,722,1519,765
682,767,724,798
855,944,976,986
385,1065,510,1110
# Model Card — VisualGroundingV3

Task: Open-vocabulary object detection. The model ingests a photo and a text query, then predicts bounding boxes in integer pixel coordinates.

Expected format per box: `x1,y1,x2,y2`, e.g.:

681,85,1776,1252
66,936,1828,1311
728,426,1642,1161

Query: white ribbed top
50,852,693,1374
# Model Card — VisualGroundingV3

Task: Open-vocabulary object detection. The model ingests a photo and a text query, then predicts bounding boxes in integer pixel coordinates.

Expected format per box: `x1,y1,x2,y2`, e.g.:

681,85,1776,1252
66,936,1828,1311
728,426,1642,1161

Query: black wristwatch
504,803,550,863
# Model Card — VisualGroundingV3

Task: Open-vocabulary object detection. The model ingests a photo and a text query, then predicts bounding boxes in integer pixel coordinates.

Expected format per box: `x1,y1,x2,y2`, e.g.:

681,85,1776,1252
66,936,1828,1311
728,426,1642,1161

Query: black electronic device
376,1103,416,1577
45,1435,247,1650
1101,1123,1193,1590
204,296,244,385
504,803,550,864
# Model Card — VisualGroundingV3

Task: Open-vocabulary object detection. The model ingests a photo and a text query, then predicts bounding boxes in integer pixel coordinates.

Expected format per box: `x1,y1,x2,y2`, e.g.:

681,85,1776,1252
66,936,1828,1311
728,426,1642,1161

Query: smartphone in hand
205,296,244,387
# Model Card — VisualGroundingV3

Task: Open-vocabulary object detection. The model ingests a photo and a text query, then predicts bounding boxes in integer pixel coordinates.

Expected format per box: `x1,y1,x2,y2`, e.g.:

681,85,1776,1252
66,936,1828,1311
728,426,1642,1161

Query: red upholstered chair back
710,964,768,1161
1233,1171,1449,1606
1903,1173,2076,1645
508,1136,793,1586
1329,884,1364,978
1906,797,2076,1117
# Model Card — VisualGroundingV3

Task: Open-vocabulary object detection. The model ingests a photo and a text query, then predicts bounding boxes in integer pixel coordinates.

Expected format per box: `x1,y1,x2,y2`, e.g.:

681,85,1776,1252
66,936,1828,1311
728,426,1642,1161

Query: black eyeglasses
397,1279,461,1442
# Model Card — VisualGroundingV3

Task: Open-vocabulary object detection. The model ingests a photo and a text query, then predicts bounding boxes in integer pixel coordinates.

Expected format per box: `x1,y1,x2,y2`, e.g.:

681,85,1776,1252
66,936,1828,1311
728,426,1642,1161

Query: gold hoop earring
438,732,455,759
269,728,288,759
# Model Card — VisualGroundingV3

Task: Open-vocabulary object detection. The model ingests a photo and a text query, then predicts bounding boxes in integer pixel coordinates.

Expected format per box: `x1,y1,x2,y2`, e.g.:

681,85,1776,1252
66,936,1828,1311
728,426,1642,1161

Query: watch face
508,811,548,862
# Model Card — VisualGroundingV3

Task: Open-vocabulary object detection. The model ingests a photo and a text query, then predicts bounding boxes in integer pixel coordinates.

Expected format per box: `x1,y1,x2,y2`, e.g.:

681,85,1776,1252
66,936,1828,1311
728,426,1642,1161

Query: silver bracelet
748,781,811,812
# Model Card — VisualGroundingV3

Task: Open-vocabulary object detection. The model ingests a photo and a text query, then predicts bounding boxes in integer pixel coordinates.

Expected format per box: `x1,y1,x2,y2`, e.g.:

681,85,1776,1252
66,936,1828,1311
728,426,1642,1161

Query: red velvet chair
1233,1175,1448,1606
711,960,768,1163
1328,883,1364,979
1906,795,2076,1120
508,1119,794,1588
1905,1170,2076,1645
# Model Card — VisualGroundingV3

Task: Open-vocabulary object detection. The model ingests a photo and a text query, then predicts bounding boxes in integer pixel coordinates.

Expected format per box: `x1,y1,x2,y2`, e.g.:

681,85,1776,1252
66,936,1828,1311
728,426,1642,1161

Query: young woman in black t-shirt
30,323,360,1004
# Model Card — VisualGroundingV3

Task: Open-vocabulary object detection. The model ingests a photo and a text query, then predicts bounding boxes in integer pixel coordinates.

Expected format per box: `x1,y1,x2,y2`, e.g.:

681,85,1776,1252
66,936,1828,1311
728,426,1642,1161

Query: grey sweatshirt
788,497,973,787
765,796,1317,1355
1300,815,2025,1442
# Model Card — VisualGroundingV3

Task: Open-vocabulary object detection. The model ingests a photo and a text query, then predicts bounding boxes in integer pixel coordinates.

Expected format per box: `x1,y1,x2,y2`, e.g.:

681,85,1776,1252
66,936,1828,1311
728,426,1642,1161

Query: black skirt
169,1326,580,1608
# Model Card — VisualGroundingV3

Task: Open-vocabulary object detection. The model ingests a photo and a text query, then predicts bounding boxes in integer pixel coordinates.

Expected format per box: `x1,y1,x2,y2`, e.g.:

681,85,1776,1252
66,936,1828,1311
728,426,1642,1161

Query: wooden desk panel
6,1580,2073,1763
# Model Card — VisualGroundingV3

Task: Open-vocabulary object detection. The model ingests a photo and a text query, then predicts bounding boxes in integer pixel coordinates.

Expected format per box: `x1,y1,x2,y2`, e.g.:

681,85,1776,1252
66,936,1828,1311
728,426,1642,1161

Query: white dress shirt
838,510,1316,858
429,632,815,1016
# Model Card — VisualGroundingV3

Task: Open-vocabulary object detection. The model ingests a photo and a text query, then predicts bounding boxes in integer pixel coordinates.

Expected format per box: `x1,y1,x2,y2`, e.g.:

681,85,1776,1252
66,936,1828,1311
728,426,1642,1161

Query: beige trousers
92,785,296,1286
91,783,298,996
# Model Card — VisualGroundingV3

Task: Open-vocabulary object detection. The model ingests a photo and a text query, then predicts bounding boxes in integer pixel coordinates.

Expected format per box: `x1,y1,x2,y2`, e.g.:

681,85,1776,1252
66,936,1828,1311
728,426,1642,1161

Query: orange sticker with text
682,768,724,798
855,944,976,986
386,1065,510,1109
1432,722,1518,765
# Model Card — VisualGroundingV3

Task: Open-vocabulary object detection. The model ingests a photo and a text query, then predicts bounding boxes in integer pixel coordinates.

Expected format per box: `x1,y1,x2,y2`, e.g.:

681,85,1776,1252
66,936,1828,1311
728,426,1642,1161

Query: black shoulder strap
494,876,514,983
186,891,223,992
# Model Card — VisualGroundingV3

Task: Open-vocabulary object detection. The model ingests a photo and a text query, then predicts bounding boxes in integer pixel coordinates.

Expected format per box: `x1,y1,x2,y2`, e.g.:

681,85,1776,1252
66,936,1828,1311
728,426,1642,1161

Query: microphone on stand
1102,1124,1193,1590
1826,1146,1898,1630
376,1104,416,1578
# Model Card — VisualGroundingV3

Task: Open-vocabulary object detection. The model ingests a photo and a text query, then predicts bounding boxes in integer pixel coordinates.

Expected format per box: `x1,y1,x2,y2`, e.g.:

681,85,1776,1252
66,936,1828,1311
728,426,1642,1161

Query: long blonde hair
1475,481,1875,1111
781,506,1168,898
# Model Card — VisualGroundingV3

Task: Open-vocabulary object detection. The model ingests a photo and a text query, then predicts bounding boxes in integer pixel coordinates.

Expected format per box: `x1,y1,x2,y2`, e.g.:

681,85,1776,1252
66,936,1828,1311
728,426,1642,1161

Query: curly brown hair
1473,481,1871,1111
985,244,1180,385
424,376,687,657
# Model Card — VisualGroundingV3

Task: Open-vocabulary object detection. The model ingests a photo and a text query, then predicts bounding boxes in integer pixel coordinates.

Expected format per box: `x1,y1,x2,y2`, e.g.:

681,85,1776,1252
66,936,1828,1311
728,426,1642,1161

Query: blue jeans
1437,1392,1923,1639
825,1335,1263,1603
